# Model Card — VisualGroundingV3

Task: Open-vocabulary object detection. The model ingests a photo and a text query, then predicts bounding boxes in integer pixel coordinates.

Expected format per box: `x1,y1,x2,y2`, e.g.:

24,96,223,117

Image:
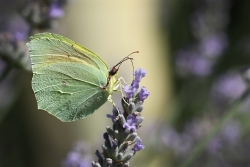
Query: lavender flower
106,107,119,123
21,0,68,30
63,152,92,167
123,114,138,132
0,16,30,71
200,33,228,58
139,86,150,101
221,120,241,145
106,113,115,122
175,49,213,77
174,0,230,78
123,68,149,99
49,2,65,18
134,68,146,82
123,80,139,99
132,139,145,153
159,124,193,156
207,137,222,154
211,72,247,103
63,142,92,167
207,120,241,153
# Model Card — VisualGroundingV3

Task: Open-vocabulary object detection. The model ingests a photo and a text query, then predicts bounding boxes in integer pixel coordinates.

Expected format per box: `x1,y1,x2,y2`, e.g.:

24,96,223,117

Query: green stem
180,91,250,167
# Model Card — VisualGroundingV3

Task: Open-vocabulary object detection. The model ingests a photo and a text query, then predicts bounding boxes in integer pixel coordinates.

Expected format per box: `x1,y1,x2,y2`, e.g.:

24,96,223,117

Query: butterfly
27,32,136,122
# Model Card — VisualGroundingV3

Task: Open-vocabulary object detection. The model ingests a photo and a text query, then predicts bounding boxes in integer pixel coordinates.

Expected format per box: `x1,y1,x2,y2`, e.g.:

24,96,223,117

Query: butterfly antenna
106,51,139,88
115,51,139,70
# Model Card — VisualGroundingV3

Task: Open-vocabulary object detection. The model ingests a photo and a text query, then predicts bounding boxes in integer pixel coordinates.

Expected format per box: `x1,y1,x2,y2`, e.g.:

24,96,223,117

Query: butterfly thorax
103,72,118,95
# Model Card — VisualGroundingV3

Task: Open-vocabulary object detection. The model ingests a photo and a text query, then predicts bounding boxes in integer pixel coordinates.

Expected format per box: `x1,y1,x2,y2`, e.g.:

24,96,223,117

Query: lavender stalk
91,68,149,167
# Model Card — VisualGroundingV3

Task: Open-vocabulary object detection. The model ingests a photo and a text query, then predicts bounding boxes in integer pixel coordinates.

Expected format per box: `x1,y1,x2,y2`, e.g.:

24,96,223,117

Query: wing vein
35,70,100,88
73,90,100,121
53,89,100,119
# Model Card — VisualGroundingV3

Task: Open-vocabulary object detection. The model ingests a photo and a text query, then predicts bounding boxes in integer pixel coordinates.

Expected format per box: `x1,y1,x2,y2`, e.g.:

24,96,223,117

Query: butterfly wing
29,32,109,73
27,33,110,122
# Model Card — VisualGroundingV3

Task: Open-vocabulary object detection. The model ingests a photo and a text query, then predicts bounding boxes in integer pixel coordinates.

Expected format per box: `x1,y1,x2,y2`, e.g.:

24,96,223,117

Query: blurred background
1,0,250,167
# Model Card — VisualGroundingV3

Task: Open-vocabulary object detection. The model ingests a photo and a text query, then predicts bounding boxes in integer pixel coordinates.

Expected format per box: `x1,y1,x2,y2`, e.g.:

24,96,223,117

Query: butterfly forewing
28,33,110,122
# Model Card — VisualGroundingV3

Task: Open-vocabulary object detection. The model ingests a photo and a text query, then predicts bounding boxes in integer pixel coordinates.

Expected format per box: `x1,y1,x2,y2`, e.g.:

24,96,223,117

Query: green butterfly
27,32,134,122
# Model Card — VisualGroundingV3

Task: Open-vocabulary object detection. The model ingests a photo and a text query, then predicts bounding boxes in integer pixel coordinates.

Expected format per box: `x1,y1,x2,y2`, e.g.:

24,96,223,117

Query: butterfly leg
108,95,121,115
107,95,116,106
113,77,131,106
113,79,126,98
117,77,128,85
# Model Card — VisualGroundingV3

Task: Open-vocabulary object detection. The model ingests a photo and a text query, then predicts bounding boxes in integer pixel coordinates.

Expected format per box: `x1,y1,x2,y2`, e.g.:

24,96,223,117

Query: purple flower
139,86,150,101
123,80,139,99
221,121,241,145
107,107,117,122
207,137,222,154
134,68,146,82
14,31,27,41
63,152,82,167
123,114,138,132
175,49,212,77
106,113,115,122
49,3,64,18
211,73,247,102
189,55,212,76
160,125,192,155
160,125,181,149
63,142,92,167
132,139,145,153
200,33,228,58
122,68,147,98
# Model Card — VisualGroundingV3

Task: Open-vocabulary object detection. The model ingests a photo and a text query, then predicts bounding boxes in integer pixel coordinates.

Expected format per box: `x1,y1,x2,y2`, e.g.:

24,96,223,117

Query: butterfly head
109,51,139,77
